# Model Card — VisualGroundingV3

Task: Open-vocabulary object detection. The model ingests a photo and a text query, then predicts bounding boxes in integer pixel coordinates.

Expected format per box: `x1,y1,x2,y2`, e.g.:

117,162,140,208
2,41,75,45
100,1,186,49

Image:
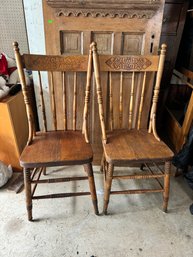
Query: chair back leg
24,168,32,221
163,161,171,212
103,163,114,215
84,163,99,215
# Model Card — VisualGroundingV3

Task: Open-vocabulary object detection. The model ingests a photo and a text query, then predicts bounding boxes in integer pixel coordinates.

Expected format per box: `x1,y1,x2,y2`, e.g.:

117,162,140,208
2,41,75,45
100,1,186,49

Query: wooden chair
13,42,99,221
91,42,173,214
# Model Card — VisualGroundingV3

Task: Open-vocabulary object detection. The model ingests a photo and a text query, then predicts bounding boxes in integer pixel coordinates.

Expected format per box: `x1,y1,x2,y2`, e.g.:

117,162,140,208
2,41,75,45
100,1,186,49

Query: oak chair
13,42,99,221
91,42,173,214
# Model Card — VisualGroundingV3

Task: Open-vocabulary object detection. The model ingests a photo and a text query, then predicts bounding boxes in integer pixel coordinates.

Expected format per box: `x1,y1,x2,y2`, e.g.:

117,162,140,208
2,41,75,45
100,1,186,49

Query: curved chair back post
82,47,93,143
92,42,107,144
13,42,34,145
148,44,167,140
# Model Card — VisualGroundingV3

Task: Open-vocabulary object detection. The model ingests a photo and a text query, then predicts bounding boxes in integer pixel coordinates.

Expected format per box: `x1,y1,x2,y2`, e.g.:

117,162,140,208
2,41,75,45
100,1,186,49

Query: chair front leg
23,168,32,221
84,163,99,215
163,161,171,213
103,163,114,215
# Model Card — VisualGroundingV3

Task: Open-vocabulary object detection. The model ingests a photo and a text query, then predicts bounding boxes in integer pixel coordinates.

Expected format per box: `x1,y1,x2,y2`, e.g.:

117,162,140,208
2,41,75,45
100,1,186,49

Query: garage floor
0,165,193,257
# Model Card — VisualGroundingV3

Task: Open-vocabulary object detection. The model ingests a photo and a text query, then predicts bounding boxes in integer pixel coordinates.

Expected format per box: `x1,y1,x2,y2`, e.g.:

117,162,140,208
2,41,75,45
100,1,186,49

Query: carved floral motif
24,55,86,70
37,56,82,69
105,57,152,71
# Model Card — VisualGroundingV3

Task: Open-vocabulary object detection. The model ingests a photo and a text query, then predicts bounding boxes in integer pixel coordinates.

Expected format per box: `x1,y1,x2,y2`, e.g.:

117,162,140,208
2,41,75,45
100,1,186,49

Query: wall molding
46,0,161,19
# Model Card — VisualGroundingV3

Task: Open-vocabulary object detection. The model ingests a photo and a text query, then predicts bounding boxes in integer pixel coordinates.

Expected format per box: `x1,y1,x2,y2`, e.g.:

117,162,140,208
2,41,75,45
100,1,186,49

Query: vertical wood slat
50,71,57,130
73,72,77,131
129,72,135,129
119,72,123,128
38,71,47,132
109,72,114,131
137,72,147,130
62,72,67,130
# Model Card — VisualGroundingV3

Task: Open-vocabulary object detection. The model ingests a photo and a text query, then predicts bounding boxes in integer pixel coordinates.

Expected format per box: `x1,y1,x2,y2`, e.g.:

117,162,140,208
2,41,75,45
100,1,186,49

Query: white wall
23,0,45,55
0,0,28,57
23,0,51,130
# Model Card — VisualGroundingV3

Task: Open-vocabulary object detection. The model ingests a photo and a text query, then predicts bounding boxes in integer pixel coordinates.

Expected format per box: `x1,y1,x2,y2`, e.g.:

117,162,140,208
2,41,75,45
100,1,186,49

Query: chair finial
13,41,19,52
90,42,97,51
161,43,167,55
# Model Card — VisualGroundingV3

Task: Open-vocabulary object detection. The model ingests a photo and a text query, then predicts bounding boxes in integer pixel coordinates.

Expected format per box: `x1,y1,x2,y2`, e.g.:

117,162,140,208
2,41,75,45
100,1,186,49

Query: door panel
43,0,165,163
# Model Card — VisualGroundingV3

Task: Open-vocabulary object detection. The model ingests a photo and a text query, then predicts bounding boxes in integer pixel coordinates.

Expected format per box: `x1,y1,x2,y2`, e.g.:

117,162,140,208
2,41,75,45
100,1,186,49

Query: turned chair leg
103,163,114,215
163,161,171,213
23,168,32,221
84,163,99,215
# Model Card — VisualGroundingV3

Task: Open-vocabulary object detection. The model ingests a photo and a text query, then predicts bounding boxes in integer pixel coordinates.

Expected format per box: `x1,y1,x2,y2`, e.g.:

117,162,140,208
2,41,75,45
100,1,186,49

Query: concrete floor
0,165,193,257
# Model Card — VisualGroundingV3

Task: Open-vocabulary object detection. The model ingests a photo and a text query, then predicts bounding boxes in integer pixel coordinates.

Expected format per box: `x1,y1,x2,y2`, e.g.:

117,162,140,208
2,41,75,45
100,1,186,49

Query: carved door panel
43,0,165,163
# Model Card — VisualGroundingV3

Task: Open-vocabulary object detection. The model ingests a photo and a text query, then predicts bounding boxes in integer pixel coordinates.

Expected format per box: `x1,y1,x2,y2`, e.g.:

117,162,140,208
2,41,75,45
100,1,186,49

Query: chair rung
145,163,164,175
143,163,164,189
32,192,91,199
113,174,164,180
31,167,44,197
31,176,88,184
31,167,41,180
111,189,164,195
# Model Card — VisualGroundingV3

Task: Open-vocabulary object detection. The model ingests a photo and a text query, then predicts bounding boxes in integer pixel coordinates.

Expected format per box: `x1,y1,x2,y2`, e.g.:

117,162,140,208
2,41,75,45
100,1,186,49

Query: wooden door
43,0,165,163
158,0,189,130
160,0,189,89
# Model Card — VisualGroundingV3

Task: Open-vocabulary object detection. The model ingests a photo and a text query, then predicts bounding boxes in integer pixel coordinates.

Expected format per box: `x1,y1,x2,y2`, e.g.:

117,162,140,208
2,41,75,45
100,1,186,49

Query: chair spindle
50,71,57,130
119,72,123,128
137,72,147,130
109,72,114,131
129,72,135,129
62,72,67,130
73,72,77,131
38,71,47,132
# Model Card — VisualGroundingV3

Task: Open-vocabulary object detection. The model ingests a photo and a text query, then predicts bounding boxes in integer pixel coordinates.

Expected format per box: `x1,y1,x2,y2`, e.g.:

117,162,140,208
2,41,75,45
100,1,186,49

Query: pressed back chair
91,42,173,214
13,42,99,221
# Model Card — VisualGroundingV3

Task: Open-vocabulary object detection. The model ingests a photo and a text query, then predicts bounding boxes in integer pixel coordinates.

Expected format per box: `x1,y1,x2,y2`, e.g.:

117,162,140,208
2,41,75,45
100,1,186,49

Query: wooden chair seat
20,131,93,168
103,129,173,165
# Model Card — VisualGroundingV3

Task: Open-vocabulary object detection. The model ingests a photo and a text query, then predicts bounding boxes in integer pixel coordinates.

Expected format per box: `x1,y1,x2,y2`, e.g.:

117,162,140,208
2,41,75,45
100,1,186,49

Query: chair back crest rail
91,42,166,143
13,42,93,145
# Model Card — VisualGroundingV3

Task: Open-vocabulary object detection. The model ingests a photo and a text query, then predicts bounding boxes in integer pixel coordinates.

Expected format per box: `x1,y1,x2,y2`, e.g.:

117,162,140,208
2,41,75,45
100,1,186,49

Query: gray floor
0,165,193,257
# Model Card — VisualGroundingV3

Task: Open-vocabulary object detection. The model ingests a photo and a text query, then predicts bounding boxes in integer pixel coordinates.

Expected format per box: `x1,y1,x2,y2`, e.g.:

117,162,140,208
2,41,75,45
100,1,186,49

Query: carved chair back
13,42,92,145
92,42,166,143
